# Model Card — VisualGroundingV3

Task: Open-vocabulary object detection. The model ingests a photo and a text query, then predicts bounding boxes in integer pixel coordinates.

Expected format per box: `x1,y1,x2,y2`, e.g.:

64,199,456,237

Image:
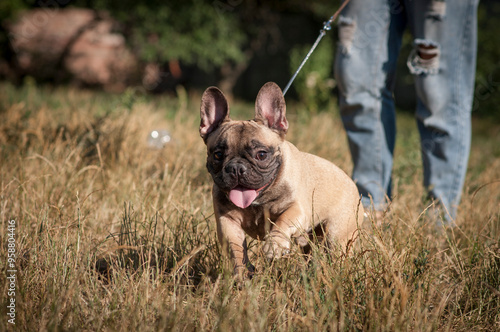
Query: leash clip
282,0,351,96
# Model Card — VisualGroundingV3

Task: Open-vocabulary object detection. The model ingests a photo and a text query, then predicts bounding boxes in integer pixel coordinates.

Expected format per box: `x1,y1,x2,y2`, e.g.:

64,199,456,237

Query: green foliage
473,2,500,120
0,0,26,22
0,0,28,58
86,0,247,70
1,0,500,121
289,36,336,114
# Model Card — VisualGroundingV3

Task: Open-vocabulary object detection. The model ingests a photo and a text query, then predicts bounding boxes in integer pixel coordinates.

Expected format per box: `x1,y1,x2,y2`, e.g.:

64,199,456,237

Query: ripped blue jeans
334,0,478,220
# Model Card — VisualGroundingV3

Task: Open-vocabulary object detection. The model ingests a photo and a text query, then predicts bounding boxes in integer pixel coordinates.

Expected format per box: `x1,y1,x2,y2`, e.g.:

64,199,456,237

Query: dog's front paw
234,263,255,279
233,264,255,289
263,232,290,260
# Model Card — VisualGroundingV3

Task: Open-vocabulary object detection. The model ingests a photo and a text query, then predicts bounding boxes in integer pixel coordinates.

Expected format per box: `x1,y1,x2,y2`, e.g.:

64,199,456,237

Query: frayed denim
334,0,478,220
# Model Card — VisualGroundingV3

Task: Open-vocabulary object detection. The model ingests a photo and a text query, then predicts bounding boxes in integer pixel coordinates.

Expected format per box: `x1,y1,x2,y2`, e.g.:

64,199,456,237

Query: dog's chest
240,206,282,240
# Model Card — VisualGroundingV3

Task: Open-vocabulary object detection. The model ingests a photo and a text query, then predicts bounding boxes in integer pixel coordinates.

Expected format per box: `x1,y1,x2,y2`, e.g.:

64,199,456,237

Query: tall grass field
1,82,499,331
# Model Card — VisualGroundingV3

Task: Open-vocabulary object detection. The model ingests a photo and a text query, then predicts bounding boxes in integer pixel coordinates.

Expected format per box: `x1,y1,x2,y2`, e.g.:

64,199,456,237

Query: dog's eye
213,151,223,161
255,151,268,161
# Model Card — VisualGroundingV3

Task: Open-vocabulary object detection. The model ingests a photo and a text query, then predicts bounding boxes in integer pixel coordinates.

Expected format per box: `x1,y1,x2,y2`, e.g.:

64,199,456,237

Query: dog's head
200,82,288,208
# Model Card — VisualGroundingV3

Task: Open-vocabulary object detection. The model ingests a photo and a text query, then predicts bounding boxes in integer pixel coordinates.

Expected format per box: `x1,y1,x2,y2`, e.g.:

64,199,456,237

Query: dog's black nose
225,163,247,179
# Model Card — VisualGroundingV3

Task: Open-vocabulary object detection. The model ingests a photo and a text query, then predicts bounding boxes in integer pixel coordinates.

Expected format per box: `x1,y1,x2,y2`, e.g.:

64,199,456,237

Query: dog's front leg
216,215,254,278
262,202,305,259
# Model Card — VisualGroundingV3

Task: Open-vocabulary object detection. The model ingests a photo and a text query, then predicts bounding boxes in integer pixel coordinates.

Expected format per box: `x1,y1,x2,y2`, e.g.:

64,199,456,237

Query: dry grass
0,82,499,331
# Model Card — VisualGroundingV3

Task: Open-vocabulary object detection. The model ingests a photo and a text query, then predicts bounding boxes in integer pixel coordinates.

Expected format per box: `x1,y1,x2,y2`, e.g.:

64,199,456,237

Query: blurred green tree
88,0,247,71
0,0,499,120
289,36,336,114
81,0,248,93
473,1,500,119
0,0,28,82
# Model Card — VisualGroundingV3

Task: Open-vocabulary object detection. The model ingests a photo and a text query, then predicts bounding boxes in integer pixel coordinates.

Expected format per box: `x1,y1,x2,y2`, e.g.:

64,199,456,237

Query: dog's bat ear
255,82,288,135
200,87,230,141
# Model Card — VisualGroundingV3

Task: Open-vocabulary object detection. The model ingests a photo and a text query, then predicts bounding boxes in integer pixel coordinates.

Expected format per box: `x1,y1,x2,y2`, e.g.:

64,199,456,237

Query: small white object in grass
148,129,171,149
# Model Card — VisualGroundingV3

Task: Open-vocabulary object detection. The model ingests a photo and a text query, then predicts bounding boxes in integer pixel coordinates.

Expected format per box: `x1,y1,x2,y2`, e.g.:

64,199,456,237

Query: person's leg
405,0,478,221
335,0,406,211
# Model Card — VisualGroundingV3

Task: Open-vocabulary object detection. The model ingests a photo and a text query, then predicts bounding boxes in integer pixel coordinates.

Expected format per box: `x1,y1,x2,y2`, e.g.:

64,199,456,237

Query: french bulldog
200,82,363,277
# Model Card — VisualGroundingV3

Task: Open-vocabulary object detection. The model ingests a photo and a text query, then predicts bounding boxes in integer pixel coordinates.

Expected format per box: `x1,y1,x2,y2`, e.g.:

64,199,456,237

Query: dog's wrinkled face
200,82,288,208
206,121,282,208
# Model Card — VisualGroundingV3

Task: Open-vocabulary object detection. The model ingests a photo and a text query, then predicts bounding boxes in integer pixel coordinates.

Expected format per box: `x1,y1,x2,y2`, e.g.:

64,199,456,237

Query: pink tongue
229,186,258,209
